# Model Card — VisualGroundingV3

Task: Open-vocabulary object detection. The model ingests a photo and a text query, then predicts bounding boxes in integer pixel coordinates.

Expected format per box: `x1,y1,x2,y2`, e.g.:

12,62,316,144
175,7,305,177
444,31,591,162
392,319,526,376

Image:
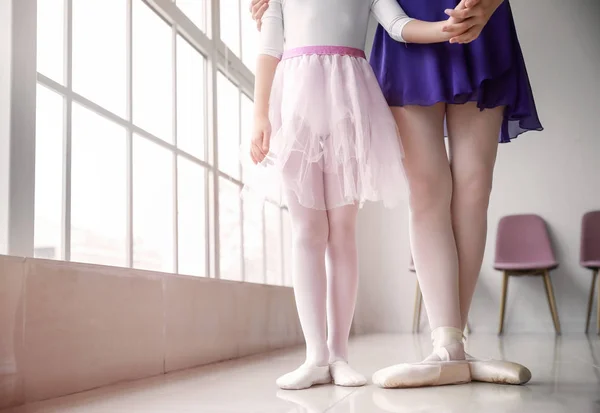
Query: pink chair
495,214,561,335
581,211,600,334
409,258,470,334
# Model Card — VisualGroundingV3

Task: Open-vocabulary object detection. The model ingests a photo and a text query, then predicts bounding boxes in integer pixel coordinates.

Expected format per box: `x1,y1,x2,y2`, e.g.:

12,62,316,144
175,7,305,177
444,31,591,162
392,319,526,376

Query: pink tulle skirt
243,46,406,210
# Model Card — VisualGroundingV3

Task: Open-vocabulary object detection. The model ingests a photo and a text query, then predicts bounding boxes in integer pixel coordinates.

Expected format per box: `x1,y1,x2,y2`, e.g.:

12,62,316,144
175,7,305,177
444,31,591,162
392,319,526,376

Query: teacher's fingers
443,18,477,34
454,0,468,10
464,0,481,8
251,0,269,20
444,7,477,20
250,0,267,12
450,26,481,44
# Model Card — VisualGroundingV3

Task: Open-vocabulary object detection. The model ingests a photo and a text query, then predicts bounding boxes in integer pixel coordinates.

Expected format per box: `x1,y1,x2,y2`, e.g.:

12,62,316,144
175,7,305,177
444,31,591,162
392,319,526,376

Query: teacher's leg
394,104,462,332
372,104,469,388
447,103,531,385
446,102,502,329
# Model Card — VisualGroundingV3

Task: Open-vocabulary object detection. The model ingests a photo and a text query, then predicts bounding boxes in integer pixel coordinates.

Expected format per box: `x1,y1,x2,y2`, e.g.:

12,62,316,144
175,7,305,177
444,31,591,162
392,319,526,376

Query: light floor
4,334,600,413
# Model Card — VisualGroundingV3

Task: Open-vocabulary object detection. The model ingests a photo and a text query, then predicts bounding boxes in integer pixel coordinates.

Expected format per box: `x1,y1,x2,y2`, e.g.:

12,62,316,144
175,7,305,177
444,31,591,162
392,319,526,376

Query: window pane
73,0,127,117
34,85,64,260
71,103,127,266
176,0,206,33
133,0,173,142
282,209,292,287
243,200,264,284
217,73,240,178
133,136,174,272
178,157,206,276
241,6,258,73
220,0,240,56
240,93,253,180
37,0,65,84
265,203,282,286
177,36,206,159
219,178,242,281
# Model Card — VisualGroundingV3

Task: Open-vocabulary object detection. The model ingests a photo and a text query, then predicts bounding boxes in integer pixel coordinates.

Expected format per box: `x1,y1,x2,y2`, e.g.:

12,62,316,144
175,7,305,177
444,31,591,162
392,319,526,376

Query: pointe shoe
372,327,471,389
466,353,532,385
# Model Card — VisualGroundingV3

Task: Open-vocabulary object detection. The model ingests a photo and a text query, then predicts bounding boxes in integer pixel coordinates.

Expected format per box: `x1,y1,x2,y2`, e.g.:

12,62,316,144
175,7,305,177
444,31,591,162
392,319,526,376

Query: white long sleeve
259,0,284,59
371,0,414,43
258,0,414,58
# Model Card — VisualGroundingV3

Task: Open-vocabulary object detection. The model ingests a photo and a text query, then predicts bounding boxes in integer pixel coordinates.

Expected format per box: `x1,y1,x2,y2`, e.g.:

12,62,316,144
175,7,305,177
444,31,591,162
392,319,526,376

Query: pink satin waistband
282,46,366,60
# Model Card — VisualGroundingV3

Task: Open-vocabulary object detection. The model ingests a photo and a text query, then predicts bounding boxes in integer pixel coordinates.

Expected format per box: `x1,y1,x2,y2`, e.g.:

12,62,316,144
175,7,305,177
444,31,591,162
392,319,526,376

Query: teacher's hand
249,0,269,31
443,0,504,44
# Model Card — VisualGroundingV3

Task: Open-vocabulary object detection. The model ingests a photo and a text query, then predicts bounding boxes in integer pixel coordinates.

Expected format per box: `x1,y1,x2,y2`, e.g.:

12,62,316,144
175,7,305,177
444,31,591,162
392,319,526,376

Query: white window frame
4,0,290,286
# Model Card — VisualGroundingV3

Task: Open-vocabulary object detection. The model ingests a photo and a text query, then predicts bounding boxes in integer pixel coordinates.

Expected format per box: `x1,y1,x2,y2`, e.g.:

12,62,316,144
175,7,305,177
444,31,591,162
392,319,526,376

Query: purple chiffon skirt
369,0,543,143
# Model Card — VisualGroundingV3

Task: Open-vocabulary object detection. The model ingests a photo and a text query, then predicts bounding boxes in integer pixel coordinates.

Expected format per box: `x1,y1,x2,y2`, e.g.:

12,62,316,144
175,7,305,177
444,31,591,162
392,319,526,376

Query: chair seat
494,261,558,271
581,260,600,270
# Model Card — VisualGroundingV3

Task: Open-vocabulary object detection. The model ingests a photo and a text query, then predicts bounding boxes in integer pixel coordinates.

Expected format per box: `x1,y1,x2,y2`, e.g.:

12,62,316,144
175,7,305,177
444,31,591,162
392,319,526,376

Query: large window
29,0,292,285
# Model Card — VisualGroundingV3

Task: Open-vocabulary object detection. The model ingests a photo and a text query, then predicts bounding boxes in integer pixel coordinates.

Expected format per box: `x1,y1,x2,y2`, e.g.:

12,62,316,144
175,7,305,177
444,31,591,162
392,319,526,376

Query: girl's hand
249,0,269,31
250,115,271,164
443,0,504,44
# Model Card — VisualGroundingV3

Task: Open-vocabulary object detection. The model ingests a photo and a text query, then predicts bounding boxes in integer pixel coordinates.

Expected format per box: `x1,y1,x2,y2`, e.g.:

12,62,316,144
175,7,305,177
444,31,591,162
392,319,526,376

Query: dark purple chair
494,215,561,335
581,211,600,334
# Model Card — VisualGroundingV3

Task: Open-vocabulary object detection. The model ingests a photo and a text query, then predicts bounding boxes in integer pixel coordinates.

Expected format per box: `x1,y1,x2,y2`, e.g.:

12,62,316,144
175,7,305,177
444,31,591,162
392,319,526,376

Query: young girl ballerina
246,0,459,390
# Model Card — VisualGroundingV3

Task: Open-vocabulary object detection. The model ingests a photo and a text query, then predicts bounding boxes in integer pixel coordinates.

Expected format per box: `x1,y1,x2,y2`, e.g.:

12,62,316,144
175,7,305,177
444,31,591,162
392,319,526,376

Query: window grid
27,0,291,286
126,0,134,268
62,0,73,262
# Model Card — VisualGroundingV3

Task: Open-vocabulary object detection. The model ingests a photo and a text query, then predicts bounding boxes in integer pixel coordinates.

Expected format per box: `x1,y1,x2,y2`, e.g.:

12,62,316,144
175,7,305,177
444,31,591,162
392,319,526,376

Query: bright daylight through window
27,0,292,285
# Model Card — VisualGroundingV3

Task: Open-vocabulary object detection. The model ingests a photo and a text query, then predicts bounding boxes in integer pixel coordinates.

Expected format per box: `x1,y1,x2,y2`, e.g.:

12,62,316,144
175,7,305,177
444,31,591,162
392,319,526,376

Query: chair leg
585,269,598,334
596,270,600,335
543,270,561,335
413,280,423,334
498,271,509,335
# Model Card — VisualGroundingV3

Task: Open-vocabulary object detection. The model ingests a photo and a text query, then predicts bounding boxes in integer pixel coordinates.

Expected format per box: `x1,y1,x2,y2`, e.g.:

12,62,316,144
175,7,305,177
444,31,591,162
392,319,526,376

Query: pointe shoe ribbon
372,327,471,388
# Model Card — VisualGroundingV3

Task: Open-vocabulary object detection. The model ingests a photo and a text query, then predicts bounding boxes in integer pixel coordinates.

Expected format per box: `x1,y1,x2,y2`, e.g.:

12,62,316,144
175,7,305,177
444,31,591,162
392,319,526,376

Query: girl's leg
276,163,331,390
394,104,462,333
324,200,365,386
446,103,503,330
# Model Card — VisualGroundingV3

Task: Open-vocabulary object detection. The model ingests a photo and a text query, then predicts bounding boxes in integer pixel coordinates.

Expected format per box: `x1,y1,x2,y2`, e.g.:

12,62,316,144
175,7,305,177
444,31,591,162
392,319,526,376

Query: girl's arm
371,0,453,44
251,0,283,164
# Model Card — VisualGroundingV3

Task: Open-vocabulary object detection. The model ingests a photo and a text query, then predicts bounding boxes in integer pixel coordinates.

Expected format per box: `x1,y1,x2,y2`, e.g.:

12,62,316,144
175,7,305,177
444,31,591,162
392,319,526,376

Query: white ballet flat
372,327,471,388
276,364,332,390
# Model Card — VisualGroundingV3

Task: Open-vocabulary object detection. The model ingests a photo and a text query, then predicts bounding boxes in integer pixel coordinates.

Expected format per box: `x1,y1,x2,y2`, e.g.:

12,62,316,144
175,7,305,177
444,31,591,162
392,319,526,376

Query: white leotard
259,0,414,59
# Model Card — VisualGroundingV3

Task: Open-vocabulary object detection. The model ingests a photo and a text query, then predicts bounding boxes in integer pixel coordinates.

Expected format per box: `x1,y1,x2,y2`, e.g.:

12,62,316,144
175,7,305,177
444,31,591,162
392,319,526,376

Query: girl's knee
293,216,329,249
328,219,356,249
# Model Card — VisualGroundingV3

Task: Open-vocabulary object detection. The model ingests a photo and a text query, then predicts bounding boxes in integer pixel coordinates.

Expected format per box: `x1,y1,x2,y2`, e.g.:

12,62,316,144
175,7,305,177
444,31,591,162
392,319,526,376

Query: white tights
286,190,358,365
276,161,366,389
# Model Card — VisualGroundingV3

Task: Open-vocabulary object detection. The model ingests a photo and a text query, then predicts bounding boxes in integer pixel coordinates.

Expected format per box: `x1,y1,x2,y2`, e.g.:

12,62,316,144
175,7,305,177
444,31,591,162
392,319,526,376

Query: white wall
0,0,12,255
355,0,600,335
